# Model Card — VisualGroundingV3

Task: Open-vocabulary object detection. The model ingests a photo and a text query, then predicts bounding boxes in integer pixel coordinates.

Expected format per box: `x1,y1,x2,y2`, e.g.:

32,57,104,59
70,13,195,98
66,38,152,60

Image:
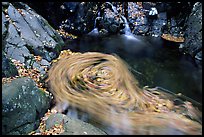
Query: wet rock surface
88,3,124,36
25,2,94,35
61,2,98,35
44,113,107,135
2,77,52,135
182,2,202,60
130,2,190,37
24,2,200,49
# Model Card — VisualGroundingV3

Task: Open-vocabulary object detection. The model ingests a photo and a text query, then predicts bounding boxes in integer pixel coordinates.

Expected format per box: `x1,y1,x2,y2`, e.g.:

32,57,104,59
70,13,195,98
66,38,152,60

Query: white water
88,2,139,41
94,17,102,28
67,107,79,119
88,28,99,36
88,16,102,36
121,15,140,41
106,2,118,14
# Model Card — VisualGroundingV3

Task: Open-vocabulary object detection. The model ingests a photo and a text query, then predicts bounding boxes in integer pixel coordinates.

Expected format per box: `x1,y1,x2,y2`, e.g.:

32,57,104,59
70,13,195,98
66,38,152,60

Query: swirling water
64,35,202,104
57,34,202,134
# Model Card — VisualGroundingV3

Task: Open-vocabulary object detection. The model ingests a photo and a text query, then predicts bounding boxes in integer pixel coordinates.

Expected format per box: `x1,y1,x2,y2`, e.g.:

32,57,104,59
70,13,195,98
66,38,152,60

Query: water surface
64,35,202,104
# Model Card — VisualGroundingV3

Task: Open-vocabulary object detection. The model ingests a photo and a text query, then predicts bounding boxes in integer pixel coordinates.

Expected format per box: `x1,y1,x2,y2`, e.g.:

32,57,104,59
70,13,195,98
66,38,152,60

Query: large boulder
44,113,107,135
2,77,52,135
182,2,202,61
24,2,66,29
2,2,64,72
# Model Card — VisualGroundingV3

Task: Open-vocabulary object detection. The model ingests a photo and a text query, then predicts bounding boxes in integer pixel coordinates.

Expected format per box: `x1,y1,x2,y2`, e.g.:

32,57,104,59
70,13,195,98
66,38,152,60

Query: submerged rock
2,77,52,135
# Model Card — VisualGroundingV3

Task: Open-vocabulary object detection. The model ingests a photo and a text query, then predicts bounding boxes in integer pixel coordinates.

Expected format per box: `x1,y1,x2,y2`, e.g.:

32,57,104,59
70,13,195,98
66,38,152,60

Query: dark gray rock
195,51,202,61
2,12,7,38
98,4,123,34
44,113,106,135
2,77,52,135
2,2,65,75
32,62,46,74
63,2,80,13
4,22,31,63
6,3,64,60
24,2,66,29
183,2,202,60
2,52,19,78
2,12,8,50
133,25,149,35
24,2,101,35
40,59,50,66
131,2,194,38
61,2,99,35
2,2,9,6
2,2,64,66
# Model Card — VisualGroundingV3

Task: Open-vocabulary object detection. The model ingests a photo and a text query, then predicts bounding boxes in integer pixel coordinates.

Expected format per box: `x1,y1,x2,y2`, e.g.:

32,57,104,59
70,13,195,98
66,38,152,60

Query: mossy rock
2,77,52,135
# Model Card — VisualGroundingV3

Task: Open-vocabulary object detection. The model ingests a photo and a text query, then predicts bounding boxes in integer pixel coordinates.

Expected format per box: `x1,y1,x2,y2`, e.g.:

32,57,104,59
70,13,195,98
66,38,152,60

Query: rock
40,59,50,66
99,29,109,36
109,24,119,34
130,2,195,38
87,28,99,36
32,62,46,74
2,12,8,40
4,21,30,62
2,2,64,66
2,2,9,6
2,77,52,135
25,2,67,29
195,51,202,61
22,2,143,36
44,113,107,135
60,2,125,36
142,2,156,10
183,2,202,60
133,25,149,35
98,4,123,34
2,52,19,78
63,2,79,13
62,2,99,35
129,2,167,37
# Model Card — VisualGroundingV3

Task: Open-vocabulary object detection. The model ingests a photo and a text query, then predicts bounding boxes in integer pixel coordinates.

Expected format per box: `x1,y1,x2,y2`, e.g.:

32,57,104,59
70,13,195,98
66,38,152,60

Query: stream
61,34,202,134
56,3,202,134
2,2,202,135
64,35,202,104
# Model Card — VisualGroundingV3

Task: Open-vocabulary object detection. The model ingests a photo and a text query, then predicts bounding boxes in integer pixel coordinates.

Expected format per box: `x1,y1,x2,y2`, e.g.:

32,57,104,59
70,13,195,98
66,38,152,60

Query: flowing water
64,35,202,104
51,10,202,134
45,1,202,134
52,34,203,135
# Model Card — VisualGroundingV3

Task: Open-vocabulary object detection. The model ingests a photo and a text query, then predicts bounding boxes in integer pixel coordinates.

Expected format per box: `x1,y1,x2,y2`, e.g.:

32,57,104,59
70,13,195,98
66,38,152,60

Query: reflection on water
48,35,202,135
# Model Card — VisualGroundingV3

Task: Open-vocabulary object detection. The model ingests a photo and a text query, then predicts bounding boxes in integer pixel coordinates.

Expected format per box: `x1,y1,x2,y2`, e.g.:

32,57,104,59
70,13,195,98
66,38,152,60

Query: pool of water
64,34,202,104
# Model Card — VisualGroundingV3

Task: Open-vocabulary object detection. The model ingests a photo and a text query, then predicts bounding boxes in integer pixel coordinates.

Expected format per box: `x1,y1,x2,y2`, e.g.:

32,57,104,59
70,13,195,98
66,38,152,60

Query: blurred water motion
64,35,202,103
47,51,202,135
